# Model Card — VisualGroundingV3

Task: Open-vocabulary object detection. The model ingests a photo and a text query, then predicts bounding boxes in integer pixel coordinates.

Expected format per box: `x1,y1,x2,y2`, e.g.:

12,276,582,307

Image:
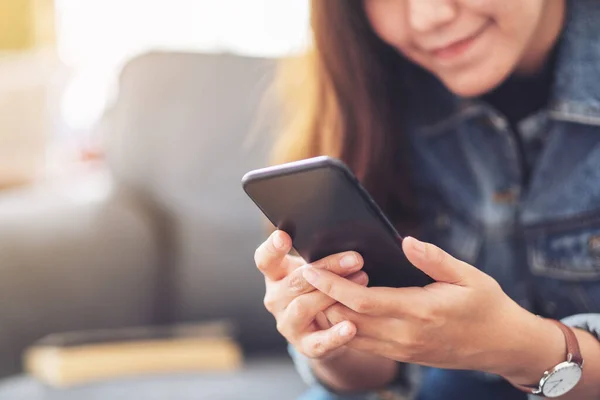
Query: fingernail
340,253,359,268
273,232,285,249
409,237,426,256
338,323,352,337
302,267,319,283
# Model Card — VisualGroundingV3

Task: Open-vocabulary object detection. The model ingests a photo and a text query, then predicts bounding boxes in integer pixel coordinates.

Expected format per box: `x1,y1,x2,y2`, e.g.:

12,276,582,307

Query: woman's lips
429,22,490,61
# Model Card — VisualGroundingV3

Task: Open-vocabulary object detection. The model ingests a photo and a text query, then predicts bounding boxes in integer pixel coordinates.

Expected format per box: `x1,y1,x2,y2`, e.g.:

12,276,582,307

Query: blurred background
0,1,312,398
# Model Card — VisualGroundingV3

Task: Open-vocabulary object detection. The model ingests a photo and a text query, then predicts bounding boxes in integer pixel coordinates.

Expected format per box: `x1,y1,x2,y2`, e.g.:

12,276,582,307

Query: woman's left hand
302,236,565,380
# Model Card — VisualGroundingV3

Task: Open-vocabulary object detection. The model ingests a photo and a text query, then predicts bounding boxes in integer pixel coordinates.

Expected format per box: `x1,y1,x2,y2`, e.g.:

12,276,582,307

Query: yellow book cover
24,321,243,387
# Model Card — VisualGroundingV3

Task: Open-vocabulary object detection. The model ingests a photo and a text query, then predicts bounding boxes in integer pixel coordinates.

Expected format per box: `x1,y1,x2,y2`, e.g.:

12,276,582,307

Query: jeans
415,369,527,400
298,368,528,400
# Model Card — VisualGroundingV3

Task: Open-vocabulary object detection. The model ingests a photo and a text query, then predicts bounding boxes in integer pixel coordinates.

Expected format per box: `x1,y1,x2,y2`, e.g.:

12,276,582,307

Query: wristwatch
512,319,584,398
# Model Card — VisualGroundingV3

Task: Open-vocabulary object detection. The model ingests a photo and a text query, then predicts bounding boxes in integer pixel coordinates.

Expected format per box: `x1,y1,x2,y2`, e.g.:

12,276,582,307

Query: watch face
541,362,583,398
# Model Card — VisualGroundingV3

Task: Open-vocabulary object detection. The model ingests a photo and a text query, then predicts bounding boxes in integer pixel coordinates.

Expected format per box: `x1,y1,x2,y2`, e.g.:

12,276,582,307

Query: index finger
309,251,364,276
254,230,294,281
302,267,425,316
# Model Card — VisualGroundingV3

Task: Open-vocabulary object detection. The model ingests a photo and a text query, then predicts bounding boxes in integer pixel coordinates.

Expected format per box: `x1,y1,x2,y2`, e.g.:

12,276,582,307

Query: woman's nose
406,0,457,33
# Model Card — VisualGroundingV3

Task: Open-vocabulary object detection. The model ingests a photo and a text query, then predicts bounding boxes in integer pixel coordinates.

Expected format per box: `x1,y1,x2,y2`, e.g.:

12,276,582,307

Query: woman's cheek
364,0,411,48
458,0,501,15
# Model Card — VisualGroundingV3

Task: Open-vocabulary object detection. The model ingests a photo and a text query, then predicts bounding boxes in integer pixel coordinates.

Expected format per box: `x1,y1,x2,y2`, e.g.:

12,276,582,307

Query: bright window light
54,0,310,132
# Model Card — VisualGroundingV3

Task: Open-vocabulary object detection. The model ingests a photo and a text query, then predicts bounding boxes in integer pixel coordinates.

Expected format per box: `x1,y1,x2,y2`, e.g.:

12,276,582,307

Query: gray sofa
0,52,307,398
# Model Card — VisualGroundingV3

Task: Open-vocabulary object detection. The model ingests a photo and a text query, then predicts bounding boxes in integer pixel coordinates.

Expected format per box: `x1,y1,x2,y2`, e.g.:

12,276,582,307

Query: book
24,320,243,387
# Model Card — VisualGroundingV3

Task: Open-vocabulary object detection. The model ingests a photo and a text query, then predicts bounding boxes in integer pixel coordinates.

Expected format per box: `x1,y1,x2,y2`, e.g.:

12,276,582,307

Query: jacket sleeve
288,344,412,400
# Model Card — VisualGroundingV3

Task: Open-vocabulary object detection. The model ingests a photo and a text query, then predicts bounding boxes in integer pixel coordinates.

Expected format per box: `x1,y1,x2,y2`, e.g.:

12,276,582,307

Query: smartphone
242,156,431,288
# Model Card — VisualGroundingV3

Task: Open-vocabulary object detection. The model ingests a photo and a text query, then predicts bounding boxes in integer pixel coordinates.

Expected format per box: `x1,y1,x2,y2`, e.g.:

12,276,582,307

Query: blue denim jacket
291,1,600,399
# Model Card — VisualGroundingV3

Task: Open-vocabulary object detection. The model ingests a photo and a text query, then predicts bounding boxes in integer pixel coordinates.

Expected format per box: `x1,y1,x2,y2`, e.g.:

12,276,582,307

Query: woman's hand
303,236,565,381
255,230,370,360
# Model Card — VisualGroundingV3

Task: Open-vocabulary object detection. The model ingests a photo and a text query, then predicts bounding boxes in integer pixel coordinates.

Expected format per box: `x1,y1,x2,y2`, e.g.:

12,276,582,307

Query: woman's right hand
255,230,368,360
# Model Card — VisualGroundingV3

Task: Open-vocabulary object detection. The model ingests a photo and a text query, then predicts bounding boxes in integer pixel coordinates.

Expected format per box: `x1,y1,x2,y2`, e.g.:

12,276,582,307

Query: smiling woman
255,0,600,399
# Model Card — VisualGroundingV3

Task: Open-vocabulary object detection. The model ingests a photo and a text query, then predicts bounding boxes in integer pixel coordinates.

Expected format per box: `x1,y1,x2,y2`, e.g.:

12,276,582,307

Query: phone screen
244,163,431,288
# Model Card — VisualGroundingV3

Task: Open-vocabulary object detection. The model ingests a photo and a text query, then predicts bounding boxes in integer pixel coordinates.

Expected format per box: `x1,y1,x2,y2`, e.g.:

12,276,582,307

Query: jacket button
493,187,519,204
588,235,600,256
376,390,404,400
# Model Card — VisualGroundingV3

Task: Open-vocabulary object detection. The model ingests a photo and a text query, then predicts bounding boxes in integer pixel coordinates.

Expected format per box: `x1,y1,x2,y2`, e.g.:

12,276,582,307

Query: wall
0,0,56,51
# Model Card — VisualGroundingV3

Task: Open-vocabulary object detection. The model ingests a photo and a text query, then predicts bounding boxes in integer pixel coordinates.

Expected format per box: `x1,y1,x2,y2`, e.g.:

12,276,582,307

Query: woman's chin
443,77,503,98
438,67,512,99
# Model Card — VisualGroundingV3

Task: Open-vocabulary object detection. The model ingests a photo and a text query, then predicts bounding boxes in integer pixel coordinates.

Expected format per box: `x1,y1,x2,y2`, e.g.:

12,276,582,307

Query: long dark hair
273,0,419,231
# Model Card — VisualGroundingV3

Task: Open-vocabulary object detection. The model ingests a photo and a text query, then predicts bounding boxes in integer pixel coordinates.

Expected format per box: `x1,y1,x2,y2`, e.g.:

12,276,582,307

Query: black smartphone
242,156,431,288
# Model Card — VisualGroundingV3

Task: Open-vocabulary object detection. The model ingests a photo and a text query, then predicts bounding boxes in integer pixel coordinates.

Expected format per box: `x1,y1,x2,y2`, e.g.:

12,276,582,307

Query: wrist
310,345,356,371
310,348,398,392
489,310,565,385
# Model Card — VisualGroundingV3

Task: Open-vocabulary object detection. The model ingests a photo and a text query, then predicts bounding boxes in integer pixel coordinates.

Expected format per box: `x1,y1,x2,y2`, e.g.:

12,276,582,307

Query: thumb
402,236,477,285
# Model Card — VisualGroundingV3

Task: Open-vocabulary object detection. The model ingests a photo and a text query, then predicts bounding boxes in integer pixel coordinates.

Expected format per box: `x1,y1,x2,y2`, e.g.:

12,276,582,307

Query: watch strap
550,319,583,365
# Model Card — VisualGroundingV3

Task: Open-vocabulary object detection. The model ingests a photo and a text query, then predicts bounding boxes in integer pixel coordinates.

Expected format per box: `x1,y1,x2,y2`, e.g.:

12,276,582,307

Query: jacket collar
548,0,600,125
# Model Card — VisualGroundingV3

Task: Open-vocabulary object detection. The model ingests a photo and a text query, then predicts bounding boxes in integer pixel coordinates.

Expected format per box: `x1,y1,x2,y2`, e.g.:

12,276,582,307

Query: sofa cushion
101,52,282,352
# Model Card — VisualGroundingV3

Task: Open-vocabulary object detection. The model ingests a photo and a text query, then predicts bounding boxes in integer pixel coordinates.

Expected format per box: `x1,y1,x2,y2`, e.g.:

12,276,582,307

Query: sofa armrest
0,171,160,376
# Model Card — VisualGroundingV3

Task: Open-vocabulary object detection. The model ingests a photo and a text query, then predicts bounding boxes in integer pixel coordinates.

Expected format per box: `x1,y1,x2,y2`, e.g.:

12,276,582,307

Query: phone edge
241,156,403,241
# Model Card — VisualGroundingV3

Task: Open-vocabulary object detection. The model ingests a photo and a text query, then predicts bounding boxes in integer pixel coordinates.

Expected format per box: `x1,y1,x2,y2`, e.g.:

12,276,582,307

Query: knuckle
352,298,373,314
415,302,445,327
289,298,309,320
275,319,288,337
316,257,330,272
483,274,502,291
317,252,346,272
332,303,348,316
417,301,436,320
322,310,338,325
263,293,277,313
323,305,344,325
254,249,268,271
314,257,333,272
309,339,328,358
320,280,334,296
287,273,308,293
253,247,261,264
396,326,431,363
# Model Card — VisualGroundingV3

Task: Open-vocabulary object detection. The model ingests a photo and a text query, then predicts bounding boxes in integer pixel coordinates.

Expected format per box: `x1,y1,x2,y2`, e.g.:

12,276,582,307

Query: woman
254,0,600,399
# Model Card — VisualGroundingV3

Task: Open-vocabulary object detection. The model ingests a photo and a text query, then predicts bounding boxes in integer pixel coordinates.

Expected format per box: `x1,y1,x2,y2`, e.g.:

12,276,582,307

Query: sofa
0,52,308,398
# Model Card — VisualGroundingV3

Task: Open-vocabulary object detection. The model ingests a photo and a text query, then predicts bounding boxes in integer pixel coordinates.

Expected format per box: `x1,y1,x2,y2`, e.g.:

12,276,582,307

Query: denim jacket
291,1,600,399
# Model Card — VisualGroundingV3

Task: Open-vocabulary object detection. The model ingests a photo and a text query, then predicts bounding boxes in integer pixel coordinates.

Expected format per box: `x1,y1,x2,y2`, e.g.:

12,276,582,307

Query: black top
481,49,558,185
483,66,554,128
